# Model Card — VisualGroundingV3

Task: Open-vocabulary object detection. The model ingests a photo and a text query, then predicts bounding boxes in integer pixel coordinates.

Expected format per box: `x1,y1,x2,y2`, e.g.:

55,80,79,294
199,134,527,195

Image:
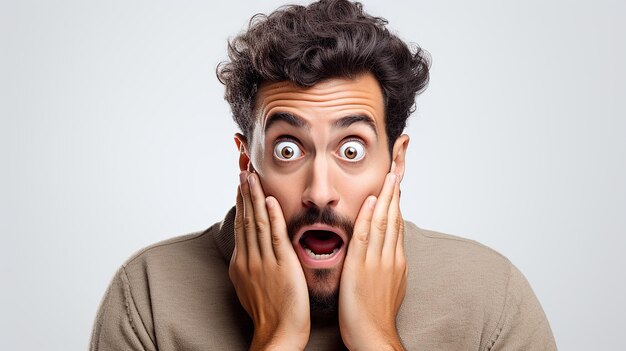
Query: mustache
286,206,354,240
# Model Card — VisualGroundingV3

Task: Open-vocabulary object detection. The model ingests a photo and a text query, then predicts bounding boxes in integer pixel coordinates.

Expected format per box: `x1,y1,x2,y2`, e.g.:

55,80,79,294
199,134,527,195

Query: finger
247,173,274,261
395,176,406,258
239,171,261,262
382,175,401,256
233,187,247,260
396,207,405,258
348,195,377,261
367,172,397,257
265,196,293,262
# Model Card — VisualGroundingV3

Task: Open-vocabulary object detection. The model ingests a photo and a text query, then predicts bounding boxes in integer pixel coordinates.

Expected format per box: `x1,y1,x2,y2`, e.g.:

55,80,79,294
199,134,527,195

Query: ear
234,133,250,172
391,134,410,182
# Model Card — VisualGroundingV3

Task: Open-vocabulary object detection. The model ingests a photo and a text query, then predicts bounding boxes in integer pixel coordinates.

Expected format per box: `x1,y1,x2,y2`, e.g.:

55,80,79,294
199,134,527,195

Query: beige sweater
91,208,556,350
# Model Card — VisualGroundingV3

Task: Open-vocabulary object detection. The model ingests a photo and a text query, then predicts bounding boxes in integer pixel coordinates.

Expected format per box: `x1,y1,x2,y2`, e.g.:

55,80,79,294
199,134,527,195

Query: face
236,73,408,308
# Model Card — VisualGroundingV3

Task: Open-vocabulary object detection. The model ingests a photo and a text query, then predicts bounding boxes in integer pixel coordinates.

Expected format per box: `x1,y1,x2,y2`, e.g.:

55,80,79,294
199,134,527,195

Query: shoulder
404,220,512,282
402,221,515,314
91,221,246,350
122,222,224,271
400,221,556,350
120,222,230,301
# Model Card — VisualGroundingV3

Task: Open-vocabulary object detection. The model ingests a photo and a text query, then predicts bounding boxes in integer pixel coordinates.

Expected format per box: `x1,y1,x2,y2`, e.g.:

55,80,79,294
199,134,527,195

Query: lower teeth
304,247,339,260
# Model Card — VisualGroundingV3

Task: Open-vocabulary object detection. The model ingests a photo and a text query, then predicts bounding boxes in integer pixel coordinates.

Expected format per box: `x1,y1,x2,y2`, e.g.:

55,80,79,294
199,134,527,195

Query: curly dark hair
217,0,430,151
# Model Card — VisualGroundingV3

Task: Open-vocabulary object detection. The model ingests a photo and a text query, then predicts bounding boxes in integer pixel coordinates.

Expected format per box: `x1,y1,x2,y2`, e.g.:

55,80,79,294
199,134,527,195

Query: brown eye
339,141,365,161
344,146,357,159
282,146,294,158
274,141,302,160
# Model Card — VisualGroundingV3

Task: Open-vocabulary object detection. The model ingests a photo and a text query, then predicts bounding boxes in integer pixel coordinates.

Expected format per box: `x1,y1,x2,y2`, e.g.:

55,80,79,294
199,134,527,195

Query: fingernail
247,173,256,187
239,171,247,184
369,196,377,210
265,197,274,209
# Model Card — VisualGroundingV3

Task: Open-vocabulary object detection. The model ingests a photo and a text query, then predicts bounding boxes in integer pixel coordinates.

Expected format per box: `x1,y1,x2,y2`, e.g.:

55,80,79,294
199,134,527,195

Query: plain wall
1,0,625,350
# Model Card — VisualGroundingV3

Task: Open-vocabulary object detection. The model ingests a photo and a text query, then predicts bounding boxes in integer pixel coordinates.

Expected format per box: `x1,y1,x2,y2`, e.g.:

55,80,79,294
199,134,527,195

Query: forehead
254,73,385,130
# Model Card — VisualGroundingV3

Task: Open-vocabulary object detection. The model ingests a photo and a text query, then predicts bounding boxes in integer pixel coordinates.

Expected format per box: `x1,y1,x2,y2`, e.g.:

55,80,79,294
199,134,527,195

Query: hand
338,171,407,351
229,171,310,350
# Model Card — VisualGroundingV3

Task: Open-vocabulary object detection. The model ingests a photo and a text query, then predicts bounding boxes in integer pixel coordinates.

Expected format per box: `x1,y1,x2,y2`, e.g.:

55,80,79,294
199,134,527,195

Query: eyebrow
332,115,378,136
264,112,310,133
265,112,378,137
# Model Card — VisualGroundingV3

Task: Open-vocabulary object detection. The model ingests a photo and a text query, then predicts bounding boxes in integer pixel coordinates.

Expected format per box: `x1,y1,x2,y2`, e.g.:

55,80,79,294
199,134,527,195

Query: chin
303,264,343,313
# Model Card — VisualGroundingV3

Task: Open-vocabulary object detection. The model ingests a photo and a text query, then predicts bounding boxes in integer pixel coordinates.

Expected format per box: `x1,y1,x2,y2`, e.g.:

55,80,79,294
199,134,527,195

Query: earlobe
391,134,410,182
234,133,250,172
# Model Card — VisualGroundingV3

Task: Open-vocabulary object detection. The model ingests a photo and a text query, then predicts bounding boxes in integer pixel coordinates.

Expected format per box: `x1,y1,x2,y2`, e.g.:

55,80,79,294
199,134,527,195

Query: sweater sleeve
90,267,157,351
485,264,557,351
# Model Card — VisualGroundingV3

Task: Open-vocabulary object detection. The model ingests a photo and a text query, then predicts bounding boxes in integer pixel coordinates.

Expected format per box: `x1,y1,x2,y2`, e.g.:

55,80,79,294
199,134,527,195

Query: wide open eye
338,140,366,161
274,140,302,160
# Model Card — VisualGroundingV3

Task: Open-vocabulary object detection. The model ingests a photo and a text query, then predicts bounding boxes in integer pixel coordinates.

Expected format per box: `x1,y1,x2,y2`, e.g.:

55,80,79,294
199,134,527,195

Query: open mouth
294,225,346,268
300,230,344,260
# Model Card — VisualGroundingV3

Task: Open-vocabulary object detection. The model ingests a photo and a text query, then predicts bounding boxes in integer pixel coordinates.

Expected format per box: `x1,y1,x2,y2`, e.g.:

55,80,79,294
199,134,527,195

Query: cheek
337,169,387,219
257,172,305,219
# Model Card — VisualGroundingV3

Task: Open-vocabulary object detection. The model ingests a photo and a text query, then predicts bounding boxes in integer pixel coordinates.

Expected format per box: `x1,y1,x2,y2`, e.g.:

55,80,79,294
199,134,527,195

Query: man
91,0,556,350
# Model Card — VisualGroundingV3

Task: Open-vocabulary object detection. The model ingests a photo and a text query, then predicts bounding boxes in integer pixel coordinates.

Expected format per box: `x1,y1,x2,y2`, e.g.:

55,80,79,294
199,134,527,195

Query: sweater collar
213,206,236,262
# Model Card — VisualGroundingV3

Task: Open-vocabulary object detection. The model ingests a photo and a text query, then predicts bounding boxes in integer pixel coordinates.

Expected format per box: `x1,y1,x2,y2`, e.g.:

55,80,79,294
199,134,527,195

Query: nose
301,156,339,209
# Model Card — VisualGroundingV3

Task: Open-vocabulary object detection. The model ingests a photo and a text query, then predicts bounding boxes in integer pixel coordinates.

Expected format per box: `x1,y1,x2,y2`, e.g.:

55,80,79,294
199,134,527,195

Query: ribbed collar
213,206,237,262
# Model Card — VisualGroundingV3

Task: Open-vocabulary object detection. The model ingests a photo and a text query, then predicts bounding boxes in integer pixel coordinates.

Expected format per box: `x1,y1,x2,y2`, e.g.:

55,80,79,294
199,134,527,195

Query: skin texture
229,73,409,350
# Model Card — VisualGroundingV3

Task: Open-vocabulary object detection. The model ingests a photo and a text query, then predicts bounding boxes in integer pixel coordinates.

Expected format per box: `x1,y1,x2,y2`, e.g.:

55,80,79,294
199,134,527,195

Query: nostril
301,172,339,208
302,194,338,209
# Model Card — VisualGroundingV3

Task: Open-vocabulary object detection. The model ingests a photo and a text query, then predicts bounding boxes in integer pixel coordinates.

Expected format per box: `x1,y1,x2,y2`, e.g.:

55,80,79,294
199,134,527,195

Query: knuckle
255,219,269,233
271,233,282,247
243,216,255,232
234,219,244,232
374,218,388,233
354,231,369,244
394,216,403,229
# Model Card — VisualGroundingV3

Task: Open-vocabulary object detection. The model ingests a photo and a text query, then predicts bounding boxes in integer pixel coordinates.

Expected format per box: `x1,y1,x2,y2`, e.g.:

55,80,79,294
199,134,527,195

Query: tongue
302,231,342,255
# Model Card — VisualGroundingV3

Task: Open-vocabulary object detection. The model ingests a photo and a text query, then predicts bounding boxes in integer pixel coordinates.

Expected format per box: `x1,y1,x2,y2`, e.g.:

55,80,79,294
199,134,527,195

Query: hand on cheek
230,171,310,350
338,169,407,351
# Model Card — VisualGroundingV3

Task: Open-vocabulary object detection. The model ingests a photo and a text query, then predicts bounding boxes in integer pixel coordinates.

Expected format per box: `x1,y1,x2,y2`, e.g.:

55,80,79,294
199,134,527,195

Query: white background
2,0,625,350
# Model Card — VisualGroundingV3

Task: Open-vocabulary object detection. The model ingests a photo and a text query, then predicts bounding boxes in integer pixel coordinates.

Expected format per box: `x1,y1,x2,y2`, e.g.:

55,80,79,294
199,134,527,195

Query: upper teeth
304,247,339,260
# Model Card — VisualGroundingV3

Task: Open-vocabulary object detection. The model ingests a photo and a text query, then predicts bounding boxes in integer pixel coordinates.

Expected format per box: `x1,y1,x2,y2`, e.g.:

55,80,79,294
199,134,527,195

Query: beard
307,269,338,313
286,206,354,313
